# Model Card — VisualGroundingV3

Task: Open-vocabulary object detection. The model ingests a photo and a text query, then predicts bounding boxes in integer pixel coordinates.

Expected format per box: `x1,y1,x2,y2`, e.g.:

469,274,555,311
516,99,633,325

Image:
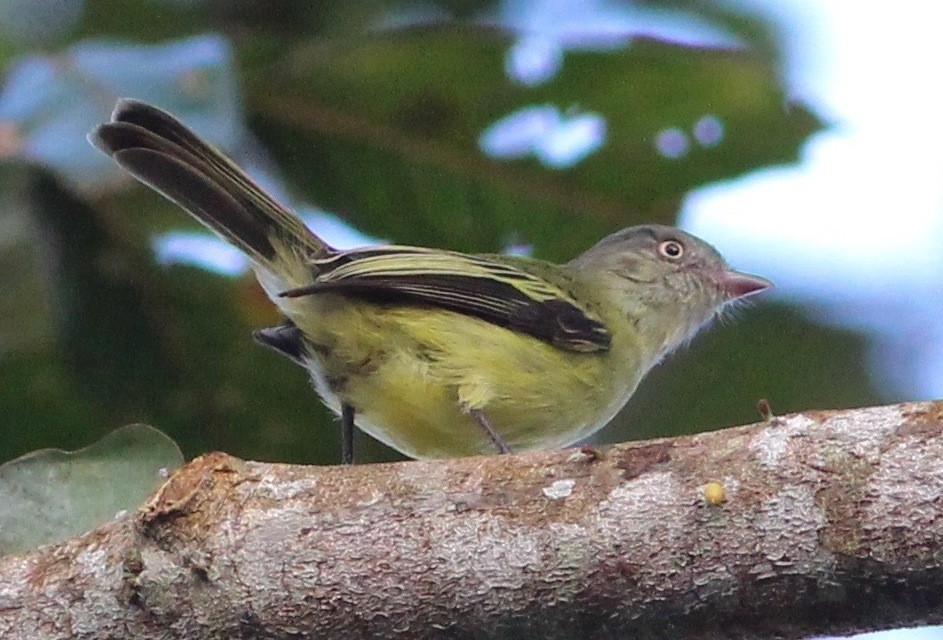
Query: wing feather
286,246,611,353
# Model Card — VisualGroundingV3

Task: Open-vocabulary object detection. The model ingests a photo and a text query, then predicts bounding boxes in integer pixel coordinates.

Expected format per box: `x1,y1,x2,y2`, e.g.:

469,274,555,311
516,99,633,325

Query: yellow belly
293,295,643,459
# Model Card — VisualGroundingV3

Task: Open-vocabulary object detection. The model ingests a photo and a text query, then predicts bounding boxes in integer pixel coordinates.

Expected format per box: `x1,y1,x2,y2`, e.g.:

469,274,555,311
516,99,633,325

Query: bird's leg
341,403,356,465
469,408,511,454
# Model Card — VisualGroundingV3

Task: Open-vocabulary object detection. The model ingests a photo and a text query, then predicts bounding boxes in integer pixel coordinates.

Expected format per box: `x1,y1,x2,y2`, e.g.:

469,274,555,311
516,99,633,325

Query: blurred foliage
254,29,819,257
621,301,883,441
0,424,182,556
0,0,885,468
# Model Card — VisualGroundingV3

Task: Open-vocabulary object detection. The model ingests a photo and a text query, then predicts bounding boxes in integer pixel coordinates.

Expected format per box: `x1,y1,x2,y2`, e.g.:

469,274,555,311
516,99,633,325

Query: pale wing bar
284,247,612,353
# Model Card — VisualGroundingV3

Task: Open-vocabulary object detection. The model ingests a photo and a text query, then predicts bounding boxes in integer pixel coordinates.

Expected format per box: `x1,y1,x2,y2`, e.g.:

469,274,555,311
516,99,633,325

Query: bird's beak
716,269,773,300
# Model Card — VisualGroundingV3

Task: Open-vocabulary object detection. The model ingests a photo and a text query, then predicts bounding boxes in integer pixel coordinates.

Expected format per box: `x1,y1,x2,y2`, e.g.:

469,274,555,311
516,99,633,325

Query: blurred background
0,0,939,474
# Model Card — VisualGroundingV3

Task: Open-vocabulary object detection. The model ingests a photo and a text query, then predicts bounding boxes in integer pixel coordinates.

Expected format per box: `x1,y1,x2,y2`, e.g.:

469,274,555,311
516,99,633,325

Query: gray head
569,224,771,354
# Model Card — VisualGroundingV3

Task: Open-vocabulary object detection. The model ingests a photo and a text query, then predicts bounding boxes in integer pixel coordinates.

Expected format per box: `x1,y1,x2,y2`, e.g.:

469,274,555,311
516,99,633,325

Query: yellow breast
292,295,643,459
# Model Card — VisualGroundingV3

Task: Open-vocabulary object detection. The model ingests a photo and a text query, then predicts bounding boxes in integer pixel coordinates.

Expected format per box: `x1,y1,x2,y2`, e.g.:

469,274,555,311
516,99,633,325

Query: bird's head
569,224,772,355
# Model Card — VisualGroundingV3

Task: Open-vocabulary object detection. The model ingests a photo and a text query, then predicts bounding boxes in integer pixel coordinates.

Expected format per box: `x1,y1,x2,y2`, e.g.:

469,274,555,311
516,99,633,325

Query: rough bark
2,400,943,639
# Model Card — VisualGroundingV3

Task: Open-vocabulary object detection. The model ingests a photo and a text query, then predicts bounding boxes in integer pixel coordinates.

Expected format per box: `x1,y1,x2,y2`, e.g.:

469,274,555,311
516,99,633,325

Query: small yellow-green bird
90,99,771,463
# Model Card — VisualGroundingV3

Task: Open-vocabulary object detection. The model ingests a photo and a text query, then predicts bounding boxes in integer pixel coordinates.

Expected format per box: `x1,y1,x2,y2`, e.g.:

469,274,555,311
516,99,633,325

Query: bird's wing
282,246,611,353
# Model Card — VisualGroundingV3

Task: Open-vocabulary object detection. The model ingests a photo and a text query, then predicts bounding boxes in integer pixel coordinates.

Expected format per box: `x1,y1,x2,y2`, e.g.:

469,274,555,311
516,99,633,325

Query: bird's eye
658,239,685,260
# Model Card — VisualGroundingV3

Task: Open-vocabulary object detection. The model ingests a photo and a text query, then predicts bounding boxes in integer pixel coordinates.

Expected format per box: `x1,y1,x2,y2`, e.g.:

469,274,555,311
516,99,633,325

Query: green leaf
0,424,183,556
250,28,822,259
608,301,888,443
0,167,55,354
3,170,343,466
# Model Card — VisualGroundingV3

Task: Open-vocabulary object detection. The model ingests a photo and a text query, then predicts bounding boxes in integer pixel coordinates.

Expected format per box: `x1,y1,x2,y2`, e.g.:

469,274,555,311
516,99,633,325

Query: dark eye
658,239,684,260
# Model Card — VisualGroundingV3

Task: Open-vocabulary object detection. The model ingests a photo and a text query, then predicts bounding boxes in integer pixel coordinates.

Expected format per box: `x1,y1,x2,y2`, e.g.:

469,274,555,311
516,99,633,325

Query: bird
90,98,771,462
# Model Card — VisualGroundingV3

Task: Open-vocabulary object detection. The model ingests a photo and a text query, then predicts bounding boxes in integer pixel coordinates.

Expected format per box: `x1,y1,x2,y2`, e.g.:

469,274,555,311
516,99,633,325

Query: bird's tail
89,99,332,278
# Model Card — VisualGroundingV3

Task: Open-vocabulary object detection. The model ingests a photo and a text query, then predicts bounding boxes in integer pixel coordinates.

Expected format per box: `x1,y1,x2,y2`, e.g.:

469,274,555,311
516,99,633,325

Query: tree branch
2,400,943,639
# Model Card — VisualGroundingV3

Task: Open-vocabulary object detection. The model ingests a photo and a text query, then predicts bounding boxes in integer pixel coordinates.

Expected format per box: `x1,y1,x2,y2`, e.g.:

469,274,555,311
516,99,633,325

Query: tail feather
90,99,332,271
